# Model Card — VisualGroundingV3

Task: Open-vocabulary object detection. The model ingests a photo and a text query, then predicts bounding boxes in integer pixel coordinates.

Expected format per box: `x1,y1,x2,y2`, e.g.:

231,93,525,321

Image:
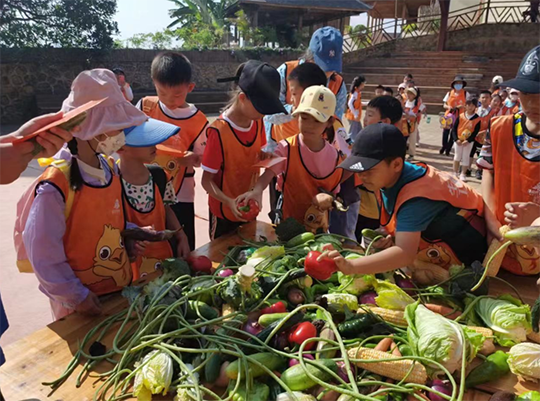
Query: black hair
151,51,192,86
324,123,335,144
466,99,478,107
288,63,327,90
492,93,502,101
376,84,385,91
112,67,125,76
480,90,492,96
67,139,84,191
405,73,413,80
384,87,394,95
367,96,403,124
350,75,366,94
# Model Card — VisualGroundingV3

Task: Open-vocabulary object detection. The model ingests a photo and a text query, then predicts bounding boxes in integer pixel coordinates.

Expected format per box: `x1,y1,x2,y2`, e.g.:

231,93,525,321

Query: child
117,120,190,283
402,87,425,159
403,73,414,85
238,85,344,227
481,46,540,276
476,94,504,171
112,67,134,102
374,85,385,97
490,75,504,95
345,75,366,142
501,89,521,115
383,87,394,96
451,99,481,182
356,96,403,242
202,61,285,240
323,123,487,276
397,83,407,105
21,69,163,319
490,93,503,116
471,90,494,179
138,52,208,250
440,76,469,156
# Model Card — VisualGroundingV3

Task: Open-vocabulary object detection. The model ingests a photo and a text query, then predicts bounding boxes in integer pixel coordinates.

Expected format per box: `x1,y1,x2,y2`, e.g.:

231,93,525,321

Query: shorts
453,141,474,167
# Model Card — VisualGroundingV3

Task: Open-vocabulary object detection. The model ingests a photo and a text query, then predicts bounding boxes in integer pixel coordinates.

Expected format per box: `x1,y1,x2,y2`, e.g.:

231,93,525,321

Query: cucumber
281,359,338,391
361,228,381,240
225,352,285,379
204,353,222,383
285,232,315,248
185,300,218,320
258,313,289,328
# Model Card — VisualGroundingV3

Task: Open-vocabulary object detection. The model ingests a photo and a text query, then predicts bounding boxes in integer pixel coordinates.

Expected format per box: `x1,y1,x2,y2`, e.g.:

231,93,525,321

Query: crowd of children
8,35,539,325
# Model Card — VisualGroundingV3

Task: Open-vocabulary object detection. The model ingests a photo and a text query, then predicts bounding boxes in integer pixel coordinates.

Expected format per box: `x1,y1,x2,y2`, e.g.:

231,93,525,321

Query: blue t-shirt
381,163,457,232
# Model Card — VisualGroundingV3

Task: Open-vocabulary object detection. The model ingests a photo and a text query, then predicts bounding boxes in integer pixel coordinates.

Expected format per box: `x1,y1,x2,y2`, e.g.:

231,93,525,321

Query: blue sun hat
123,118,180,147
309,26,343,73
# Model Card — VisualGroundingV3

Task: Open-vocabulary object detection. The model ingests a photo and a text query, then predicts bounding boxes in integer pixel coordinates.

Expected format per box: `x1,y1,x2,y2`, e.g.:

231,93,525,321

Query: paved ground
0,115,481,346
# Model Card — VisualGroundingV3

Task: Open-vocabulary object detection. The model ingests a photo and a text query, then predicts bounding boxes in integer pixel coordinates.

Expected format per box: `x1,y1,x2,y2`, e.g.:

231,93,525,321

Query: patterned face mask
96,132,126,156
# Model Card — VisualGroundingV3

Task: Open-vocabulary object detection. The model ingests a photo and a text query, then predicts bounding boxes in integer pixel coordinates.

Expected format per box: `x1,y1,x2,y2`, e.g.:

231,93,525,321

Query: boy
324,123,487,275
138,52,208,250
451,99,481,182
356,96,403,242
471,90,493,179
374,85,385,97
383,87,394,96
481,46,540,276
112,67,134,102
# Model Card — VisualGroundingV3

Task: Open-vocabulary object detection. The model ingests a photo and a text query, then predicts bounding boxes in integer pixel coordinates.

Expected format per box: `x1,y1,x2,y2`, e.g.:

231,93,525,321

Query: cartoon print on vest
304,204,329,234
506,244,540,275
92,225,131,287
416,243,459,270
529,182,540,204
152,156,180,180
134,257,162,286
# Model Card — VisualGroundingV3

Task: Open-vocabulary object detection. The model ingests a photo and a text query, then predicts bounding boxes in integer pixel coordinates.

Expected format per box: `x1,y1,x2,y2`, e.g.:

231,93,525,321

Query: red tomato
237,199,260,221
261,301,287,315
187,255,212,273
288,322,317,350
304,251,337,281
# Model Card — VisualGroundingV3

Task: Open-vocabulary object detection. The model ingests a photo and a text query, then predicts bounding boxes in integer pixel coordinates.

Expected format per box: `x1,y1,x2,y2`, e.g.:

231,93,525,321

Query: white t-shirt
404,100,426,114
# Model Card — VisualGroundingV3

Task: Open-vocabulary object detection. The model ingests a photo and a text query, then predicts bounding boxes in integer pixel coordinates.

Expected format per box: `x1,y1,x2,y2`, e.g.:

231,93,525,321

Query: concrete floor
0,115,481,347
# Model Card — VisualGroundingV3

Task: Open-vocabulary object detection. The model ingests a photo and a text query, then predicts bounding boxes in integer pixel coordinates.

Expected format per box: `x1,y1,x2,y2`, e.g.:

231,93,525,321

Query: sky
114,0,367,41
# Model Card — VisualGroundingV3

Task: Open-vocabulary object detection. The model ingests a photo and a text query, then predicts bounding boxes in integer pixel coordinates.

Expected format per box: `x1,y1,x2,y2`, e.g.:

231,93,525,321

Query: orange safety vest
327,72,344,97
284,60,301,105
281,134,344,224
379,162,486,269
209,119,264,222
501,102,521,116
445,89,466,115
490,113,540,275
345,91,362,122
121,171,173,283
271,118,300,143
141,97,208,195
456,112,480,141
401,101,421,137
37,163,132,295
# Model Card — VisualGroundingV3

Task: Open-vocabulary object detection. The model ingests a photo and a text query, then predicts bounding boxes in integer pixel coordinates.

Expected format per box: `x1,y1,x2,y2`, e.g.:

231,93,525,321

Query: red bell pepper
187,255,213,273
304,251,337,281
237,199,260,221
261,301,287,315
288,322,317,350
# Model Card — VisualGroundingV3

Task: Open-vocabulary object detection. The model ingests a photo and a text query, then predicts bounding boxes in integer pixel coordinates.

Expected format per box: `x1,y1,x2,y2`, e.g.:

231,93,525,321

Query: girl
345,75,366,143
21,69,150,319
451,99,481,182
490,93,503,117
501,89,521,115
402,87,425,159
238,86,344,230
201,60,285,240
440,76,469,156
117,120,190,284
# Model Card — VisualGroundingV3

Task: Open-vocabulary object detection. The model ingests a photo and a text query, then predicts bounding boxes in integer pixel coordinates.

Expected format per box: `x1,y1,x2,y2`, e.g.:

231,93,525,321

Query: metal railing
343,1,536,53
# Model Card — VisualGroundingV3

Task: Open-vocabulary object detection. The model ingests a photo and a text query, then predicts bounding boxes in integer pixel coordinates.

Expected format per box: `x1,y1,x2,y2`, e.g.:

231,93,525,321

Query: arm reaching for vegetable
318,231,421,275
504,202,540,229
236,169,276,209
201,170,247,222
165,206,190,258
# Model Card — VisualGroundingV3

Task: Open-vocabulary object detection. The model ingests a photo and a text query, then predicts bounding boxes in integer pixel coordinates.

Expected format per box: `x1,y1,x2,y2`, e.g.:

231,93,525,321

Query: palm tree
167,0,232,28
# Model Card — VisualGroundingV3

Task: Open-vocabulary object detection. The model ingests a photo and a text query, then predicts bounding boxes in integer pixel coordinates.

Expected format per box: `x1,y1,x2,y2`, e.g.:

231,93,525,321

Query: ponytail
67,139,83,191
324,124,335,145
350,75,366,94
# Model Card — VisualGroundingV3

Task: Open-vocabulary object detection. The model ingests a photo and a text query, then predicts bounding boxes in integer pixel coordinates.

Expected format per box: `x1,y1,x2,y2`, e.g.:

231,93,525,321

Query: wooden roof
364,0,432,19
232,0,371,12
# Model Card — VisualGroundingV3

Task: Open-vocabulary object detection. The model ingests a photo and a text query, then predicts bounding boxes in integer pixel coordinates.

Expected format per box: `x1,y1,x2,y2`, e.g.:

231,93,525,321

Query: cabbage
134,350,173,399
247,246,285,269
334,272,374,295
474,295,532,347
322,293,359,313
405,302,484,376
508,342,540,383
365,276,414,310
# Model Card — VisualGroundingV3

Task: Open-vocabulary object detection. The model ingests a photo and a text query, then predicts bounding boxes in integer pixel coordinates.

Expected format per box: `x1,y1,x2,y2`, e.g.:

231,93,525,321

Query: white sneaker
459,173,467,182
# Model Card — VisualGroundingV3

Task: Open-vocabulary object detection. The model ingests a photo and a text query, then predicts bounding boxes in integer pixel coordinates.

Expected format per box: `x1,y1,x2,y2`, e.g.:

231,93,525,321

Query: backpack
147,165,167,200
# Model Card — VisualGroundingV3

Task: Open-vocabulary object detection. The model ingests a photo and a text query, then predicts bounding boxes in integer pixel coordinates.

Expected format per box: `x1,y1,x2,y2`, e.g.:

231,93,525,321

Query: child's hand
180,151,200,167
227,197,248,222
504,202,540,229
236,190,262,212
75,291,102,316
317,250,356,275
372,235,393,250
176,230,191,259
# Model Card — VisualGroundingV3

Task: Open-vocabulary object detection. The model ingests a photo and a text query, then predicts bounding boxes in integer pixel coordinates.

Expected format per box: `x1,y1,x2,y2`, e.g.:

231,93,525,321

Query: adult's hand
74,291,102,316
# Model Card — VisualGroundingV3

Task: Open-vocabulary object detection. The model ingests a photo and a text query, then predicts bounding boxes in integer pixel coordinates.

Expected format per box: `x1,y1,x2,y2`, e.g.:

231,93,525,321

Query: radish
429,379,452,401
288,353,314,367
359,291,377,305
217,268,234,277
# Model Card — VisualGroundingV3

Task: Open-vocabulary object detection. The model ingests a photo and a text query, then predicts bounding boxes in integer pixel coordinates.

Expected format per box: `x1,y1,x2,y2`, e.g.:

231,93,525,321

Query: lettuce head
508,342,540,383
134,350,173,399
334,272,374,296
365,276,414,310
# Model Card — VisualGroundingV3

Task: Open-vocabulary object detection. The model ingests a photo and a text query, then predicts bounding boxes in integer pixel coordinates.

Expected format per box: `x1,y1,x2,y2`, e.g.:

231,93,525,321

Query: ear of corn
347,347,428,384
411,260,450,285
484,225,511,277
357,306,407,326
527,330,540,344
468,326,496,355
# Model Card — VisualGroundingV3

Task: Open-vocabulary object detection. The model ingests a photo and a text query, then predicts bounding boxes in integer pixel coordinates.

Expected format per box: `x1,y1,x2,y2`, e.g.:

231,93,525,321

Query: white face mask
510,94,519,102
96,132,126,156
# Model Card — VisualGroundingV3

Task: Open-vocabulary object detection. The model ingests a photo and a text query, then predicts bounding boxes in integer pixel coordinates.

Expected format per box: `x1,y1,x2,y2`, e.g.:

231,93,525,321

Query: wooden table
0,222,537,400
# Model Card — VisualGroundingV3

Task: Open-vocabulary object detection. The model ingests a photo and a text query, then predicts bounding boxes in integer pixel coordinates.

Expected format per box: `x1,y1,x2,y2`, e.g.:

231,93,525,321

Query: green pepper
304,283,329,303
229,381,269,401
398,344,413,357
465,350,510,388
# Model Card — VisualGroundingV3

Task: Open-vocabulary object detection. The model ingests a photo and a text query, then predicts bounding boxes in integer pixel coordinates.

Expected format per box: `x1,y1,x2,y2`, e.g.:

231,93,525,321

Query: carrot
390,341,402,357
424,303,462,320
375,337,394,352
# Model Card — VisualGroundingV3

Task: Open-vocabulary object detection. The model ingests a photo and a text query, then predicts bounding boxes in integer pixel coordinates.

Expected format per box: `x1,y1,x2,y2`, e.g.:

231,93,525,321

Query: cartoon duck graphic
416,243,457,270
133,257,163,286
152,155,181,190
506,244,540,275
92,225,131,287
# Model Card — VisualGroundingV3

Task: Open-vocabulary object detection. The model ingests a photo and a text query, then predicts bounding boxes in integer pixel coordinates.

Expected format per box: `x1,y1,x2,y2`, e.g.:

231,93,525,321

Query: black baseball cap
338,123,407,172
218,60,287,115
500,46,540,94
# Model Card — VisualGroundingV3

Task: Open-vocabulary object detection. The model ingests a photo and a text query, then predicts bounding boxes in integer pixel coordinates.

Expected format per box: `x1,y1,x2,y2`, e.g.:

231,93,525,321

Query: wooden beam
437,0,450,51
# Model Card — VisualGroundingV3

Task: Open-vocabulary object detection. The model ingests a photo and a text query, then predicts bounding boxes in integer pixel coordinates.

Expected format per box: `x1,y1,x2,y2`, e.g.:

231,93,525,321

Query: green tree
125,30,176,50
168,0,232,28
0,0,119,48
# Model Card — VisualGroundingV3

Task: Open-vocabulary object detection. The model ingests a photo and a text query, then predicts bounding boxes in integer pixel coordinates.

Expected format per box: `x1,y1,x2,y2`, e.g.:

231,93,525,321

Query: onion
288,353,314,367
429,379,452,401
287,287,305,305
335,361,352,383
243,320,262,336
359,291,377,305
395,275,415,295
217,268,234,277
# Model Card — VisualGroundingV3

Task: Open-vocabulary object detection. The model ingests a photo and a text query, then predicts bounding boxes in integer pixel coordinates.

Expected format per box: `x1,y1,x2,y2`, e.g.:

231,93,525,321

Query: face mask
510,94,519,102
96,132,126,156
505,98,515,107
454,84,463,91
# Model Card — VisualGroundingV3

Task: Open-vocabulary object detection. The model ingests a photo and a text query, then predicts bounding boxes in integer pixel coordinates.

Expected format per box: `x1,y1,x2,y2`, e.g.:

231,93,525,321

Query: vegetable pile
45,222,540,401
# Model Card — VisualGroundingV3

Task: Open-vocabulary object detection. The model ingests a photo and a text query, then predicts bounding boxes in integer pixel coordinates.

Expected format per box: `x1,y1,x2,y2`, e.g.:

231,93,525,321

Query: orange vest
281,134,344,223
141,97,208,195
345,91,362,122
445,90,466,115
271,118,300,143
490,113,540,275
284,60,301,105
209,119,264,222
327,72,344,97
37,163,132,295
121,172,173,282
379,163,485,269
401,101,421,137
501,102,520,116
456,112,480,141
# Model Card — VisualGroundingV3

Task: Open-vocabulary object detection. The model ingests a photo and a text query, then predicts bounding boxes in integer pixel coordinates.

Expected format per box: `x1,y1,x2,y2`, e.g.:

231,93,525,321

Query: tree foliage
0,0,119,48
168,0,232,28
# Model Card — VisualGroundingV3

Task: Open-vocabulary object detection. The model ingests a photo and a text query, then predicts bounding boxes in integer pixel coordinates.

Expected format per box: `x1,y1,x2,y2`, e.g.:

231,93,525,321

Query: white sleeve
443,92,450,103
334,126,351,157
124,84,134,101
347,92,357,113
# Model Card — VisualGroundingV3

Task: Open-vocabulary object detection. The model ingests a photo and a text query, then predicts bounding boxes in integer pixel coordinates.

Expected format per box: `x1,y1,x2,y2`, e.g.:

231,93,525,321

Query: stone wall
1,48,302,124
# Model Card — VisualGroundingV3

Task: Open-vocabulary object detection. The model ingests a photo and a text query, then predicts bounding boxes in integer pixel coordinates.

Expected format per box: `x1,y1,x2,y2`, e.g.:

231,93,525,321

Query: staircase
342,51,524,114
